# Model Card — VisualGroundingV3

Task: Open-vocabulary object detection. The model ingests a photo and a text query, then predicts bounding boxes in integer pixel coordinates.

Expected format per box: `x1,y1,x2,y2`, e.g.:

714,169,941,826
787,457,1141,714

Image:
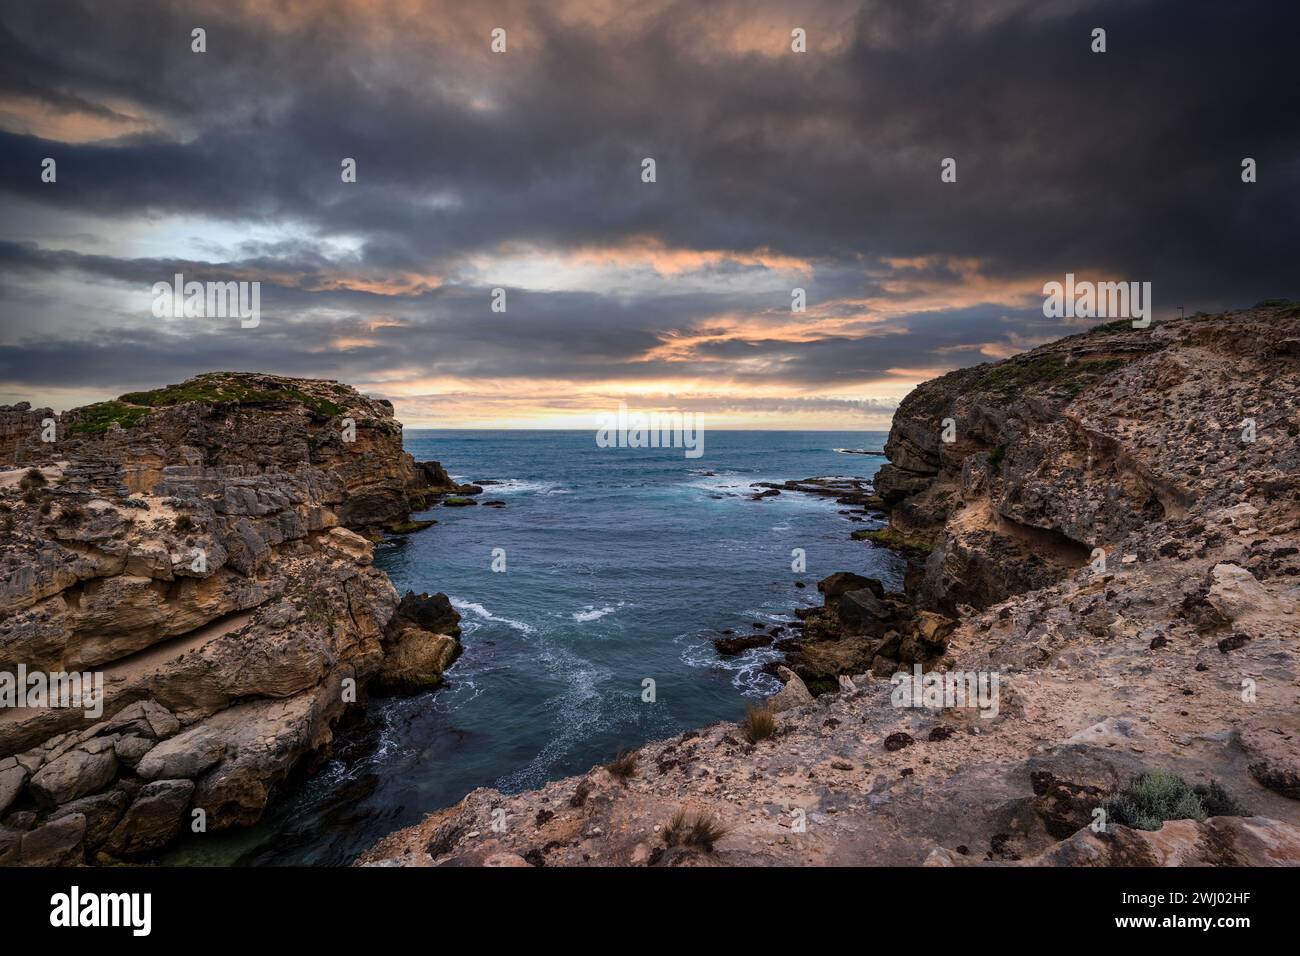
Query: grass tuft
662,809,729,851
740,702,777,743
603,747,639,781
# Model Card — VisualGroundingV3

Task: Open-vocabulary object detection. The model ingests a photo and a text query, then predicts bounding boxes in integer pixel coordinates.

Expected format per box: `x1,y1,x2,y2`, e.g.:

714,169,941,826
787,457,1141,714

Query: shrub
57,504,85,526
1103,771,1245,831
662,809,729,852
604,747,639,781
740,702,777,743
19,468,47,490
1194,779,1246,817
174,514,195,533
38,497,52,515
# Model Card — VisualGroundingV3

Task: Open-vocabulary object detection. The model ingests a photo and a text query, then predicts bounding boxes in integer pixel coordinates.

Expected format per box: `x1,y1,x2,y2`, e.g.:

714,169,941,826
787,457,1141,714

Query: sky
0,0,1296,429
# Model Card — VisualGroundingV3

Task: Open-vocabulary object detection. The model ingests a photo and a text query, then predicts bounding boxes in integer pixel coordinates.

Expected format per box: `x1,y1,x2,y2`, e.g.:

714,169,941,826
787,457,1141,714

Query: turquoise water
172,430,897,864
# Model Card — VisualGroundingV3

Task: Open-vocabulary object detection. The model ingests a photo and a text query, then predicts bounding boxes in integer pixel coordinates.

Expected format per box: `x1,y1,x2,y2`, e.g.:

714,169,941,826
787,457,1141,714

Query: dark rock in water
794,581,806,588
455,483,484,495
481,500,507,508
417,460,457,491
818,572,885,603
384,518,437,534
838,588,892,631
391,591,462,637
475,479,502,486
713,634,773,656
442,496,476,507
751,488,781,500
751,622,766,629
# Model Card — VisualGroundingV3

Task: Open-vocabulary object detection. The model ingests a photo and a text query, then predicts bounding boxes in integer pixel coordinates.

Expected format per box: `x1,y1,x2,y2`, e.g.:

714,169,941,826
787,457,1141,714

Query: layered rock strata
1,372,463,864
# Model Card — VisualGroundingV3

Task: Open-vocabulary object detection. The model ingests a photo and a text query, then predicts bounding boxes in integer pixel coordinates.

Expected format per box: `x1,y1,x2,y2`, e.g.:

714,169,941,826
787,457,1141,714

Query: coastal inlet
171,430,900,864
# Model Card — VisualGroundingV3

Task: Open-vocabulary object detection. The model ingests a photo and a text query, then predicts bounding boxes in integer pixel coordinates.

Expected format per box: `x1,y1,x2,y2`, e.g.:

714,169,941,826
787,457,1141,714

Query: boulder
376,628,460,692
389,591,461,636
817,572,884,604
713,633,773,655
48,789,130,848
1207,563,1277,623
0,758,27,816
321,526,374,566
136,728,227,781
416,460,457,490
27,745,118,807
103,779,195,856
1241,714,1300,800
19,812,85,865
838,588,892,631
768,666,813,713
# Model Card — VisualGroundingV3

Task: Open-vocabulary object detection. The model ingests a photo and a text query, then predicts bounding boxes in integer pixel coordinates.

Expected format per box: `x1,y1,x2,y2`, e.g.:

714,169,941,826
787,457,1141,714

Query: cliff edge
0,372,462,864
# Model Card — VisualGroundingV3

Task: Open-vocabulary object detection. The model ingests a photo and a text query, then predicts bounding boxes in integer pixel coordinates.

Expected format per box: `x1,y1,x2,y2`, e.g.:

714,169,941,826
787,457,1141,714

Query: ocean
165,429,898,865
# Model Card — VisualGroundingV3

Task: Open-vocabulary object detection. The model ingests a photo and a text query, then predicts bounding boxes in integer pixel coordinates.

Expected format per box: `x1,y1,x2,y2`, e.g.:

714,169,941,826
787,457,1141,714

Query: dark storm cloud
0,0,1297,410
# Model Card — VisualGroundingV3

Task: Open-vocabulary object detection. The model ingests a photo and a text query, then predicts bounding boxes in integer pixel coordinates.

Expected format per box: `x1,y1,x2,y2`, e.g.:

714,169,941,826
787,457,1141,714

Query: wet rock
713,633,773,655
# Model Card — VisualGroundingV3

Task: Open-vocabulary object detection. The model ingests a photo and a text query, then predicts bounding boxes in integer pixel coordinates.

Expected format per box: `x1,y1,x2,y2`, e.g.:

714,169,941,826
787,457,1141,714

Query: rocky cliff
359,304,1300,868
0,372,464,864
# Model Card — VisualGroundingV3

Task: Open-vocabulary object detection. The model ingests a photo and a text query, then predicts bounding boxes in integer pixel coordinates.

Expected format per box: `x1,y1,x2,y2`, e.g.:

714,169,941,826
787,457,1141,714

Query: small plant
740,702,777,743
38,498,52,515
662,809,729,852
1103,771,1245,832
57,504,85,526
174,514,195,533
1193,779,1246,817
20,468,47,491
603,747,639,781
22,488,39,504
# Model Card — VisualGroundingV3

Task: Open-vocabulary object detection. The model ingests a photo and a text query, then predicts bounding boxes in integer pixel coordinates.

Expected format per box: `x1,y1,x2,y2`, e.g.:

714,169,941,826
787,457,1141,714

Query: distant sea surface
166,430,898,865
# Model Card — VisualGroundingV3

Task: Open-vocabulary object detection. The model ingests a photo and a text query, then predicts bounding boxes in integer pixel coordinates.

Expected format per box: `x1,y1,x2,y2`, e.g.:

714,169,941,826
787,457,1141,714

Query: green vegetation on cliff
119,377,345,418
67,400,152,435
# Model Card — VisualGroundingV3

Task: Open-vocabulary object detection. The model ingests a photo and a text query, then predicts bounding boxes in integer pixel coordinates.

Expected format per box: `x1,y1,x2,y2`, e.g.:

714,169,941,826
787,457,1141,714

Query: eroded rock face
0,372,463,863
871,305,1300,615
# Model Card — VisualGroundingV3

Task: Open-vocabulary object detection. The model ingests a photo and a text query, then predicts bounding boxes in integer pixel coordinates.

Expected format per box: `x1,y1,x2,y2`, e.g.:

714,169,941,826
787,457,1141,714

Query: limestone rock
768,666,813,713
1241,715,1300,800
19,812,86,865
104,779,195,856
28,745,118,807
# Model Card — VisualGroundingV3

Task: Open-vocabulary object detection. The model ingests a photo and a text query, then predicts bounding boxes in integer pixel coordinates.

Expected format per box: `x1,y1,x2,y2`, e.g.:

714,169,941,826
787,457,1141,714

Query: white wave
449,597,536,635
461,478,564,495
572,601,626,623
